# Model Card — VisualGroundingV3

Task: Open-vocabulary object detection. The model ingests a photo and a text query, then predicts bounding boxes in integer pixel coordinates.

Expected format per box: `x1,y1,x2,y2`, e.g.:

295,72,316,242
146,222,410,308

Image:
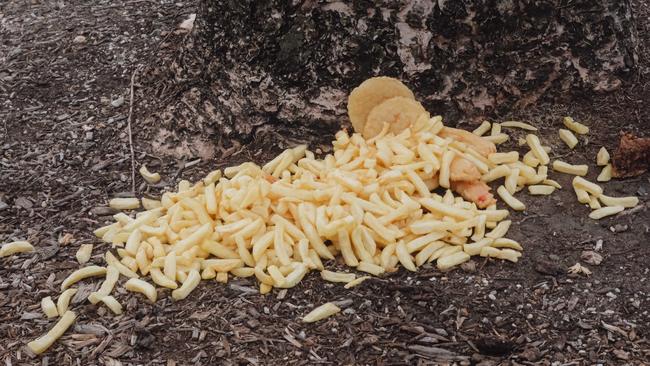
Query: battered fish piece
451,180,496,209
450,156,481,182
439,127,497,157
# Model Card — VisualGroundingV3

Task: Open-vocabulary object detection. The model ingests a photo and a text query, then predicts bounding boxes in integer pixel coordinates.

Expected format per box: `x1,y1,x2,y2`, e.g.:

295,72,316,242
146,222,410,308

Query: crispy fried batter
450,156,481,182
451,180,496,209
439,127,497,157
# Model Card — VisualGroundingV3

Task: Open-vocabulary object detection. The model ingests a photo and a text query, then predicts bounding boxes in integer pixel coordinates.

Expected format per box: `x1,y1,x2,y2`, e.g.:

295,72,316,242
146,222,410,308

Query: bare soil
1,1,649,365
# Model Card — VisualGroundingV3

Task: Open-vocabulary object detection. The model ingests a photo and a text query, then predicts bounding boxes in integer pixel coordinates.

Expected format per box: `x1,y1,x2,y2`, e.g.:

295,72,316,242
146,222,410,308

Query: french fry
472,121,491,136
125,278,157,303
491,238,523,250
500,121,537,131
150,267,178,289
497,248,522,262
87,266,120,304
482,165,511,182
41,297,58,319
108,197,140,210
496,186,525,211
277,263,308,288
572,186,590,204
437,251,470,271
357,261,385,276
558,129,578,149
139,165,161,184
597,164,612,182
344,276,370,289
321,270,356,283
563,116,589,135
100,296,123,315
483,134,509,144
522,151,540,168
552,160,588,176
504,167,519,194
463,238,493,256
61,265,107,290
73,244,93,265
542,179,562,189
488,152,519,165
439,150,455,188
105,252,138,279
528,185,555,195
597,147,610,166
588,195,601,209
485,220,511,239
27,311,76,355
231,267,255,278
56,289,77,315
396,240,416,271
480,246,501,258
572,176,603,196
302,302,341,323
597,194,638,208
526,134,550,165
589,206,624,220
0,241,34,257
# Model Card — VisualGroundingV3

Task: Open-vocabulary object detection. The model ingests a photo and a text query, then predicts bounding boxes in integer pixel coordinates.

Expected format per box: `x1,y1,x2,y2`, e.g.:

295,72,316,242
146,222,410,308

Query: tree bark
148,0,638,157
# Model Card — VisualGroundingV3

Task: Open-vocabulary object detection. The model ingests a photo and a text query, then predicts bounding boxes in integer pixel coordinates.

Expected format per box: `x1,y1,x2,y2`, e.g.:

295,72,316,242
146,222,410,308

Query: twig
127,66,141,194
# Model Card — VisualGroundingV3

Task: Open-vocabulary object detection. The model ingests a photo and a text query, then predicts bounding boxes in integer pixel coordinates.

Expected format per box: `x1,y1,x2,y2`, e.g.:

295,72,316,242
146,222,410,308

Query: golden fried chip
363,97,426,139
347,77,415,134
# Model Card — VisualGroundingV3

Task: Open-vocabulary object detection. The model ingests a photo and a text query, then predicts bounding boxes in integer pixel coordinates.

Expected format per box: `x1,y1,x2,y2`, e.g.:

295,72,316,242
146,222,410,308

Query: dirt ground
1,1,649,365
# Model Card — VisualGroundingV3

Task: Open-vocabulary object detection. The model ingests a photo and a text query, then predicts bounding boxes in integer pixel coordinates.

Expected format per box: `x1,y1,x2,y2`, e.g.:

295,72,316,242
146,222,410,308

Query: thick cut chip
347,77,415,134
363,97,426,139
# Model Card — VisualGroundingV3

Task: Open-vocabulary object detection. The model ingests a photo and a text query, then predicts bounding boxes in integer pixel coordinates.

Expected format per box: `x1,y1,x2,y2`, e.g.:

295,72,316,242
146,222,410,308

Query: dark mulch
1,1,649,365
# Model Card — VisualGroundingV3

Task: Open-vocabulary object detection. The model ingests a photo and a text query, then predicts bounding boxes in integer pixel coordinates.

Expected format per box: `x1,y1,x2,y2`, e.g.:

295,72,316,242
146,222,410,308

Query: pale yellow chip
347,76,415,134
363,96,426,139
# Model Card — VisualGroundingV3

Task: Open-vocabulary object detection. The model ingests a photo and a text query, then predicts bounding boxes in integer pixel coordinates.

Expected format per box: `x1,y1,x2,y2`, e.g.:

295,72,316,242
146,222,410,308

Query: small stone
613,349,629,360
73,35,87,44
111,96,124,107
581,251,603,265
15,197,33,209
594,239,603,251
548,254,560,261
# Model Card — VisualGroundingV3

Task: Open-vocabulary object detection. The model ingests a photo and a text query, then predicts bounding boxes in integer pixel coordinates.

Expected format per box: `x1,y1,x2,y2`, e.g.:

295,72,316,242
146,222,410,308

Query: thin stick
127,66,140,194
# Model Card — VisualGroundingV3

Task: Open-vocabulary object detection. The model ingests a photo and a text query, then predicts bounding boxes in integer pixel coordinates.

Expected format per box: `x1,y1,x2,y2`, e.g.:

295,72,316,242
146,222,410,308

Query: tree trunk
147,0,638,159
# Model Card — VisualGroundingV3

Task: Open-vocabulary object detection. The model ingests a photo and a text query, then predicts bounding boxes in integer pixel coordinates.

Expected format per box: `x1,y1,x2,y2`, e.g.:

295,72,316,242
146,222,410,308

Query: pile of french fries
23,99,640,354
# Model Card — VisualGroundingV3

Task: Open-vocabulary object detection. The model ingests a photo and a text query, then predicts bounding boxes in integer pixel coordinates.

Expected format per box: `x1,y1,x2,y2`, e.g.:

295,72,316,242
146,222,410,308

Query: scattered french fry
61,266,107,291
559,129,578,149
75,244,93,264
528,185,555,195
437,251,470,271
41,297,58,319
589,206,624,220
56,288,77,315
139,165,161,184
344,276,370,289
563,116,589,135
108,197,140,210
552,160,588,176
0,241,34,257
497,186,525,211
526,134,550,165
597,147,610,166
100,296,123,315
321,270,356,283
125,278,157,303
597,164,612,182
472,121,491,136
302,302,341,323
172,269,200,300
500,121,537,131
598,194,638,208
27,311,77,355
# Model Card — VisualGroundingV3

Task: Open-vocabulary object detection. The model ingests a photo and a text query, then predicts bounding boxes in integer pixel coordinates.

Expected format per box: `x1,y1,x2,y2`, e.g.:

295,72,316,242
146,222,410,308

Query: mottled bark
152,0,638,157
